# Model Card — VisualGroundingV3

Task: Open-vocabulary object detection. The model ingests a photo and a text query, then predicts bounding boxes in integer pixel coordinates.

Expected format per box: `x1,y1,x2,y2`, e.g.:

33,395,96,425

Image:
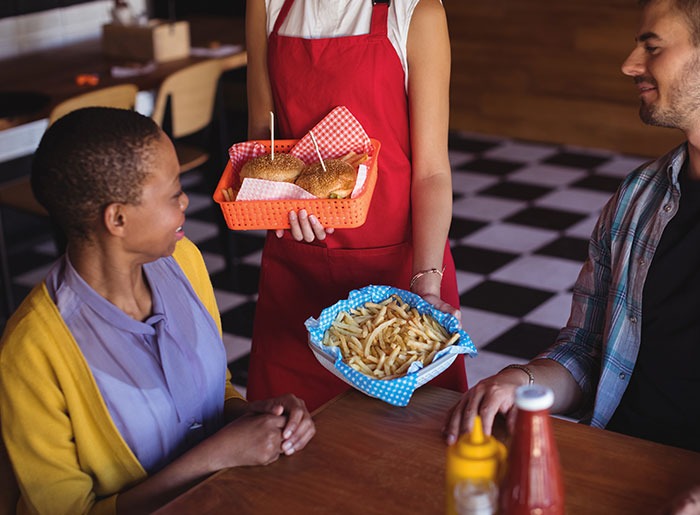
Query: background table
154,386,700,515
0,16,246,130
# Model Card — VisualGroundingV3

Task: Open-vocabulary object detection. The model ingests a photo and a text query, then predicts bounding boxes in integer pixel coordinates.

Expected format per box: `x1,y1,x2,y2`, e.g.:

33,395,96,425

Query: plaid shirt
540,142,688,428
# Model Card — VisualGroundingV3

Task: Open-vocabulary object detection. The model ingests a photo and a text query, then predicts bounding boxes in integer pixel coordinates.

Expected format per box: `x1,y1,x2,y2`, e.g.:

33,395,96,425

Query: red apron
246,0,467,410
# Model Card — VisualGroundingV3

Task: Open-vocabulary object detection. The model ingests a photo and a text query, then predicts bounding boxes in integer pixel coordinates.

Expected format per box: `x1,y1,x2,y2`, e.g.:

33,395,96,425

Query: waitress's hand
420,293,461,321
275,209,335,241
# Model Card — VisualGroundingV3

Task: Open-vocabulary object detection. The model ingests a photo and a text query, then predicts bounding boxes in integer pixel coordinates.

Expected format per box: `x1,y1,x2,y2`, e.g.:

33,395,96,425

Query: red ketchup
499,385,565,515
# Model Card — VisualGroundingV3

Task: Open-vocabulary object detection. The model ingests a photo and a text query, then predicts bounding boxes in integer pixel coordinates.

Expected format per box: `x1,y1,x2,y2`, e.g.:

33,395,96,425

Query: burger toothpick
309,130,327,172
270,110,275,161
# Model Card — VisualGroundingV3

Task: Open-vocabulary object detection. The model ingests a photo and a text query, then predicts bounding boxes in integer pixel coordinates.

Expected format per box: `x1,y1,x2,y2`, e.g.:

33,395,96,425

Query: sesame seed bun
240,153,305,183
295,159,357,199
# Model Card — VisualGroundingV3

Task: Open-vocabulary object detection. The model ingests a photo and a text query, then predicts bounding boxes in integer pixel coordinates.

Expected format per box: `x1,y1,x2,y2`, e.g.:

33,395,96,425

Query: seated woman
0,107,315,515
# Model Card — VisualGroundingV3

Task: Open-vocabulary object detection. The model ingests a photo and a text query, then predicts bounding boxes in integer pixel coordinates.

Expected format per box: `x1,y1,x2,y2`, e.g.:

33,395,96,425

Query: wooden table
154,386,700,515
0,16,247,130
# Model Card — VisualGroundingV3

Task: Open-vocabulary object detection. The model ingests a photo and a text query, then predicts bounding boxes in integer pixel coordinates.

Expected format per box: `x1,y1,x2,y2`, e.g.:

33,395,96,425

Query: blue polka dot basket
306,285,477,407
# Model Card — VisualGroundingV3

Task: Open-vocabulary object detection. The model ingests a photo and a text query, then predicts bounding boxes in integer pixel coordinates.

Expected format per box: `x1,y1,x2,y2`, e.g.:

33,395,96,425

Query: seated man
446,0,700,512
0,107,315,514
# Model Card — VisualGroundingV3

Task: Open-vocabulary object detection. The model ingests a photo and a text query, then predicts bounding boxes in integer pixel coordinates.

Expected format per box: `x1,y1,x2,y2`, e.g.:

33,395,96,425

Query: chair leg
0,208,15,317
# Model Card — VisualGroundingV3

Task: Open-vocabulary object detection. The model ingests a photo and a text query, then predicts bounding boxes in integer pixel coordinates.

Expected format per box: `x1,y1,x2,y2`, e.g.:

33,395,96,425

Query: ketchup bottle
499,385,565,515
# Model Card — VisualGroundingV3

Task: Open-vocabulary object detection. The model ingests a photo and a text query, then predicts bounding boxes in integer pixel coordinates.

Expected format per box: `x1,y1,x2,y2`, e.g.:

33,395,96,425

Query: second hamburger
295,159,357,199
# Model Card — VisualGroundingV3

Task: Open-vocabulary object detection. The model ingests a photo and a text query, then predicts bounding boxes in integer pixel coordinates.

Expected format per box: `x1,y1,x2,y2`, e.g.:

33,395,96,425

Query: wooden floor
445,0,685,157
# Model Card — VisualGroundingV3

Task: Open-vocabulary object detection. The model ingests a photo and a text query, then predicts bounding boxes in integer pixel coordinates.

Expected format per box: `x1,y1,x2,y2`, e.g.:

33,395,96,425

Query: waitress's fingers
287,210,304,241
308,214,328,240
296,210,326,242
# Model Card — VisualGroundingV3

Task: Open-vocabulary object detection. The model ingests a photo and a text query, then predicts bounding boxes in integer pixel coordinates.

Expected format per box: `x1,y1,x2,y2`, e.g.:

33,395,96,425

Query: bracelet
409,266,446,291
501,364,534,385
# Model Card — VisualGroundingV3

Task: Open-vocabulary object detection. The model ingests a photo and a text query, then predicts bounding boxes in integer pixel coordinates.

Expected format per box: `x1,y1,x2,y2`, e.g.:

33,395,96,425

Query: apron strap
273,0,295,34
370,0,389,37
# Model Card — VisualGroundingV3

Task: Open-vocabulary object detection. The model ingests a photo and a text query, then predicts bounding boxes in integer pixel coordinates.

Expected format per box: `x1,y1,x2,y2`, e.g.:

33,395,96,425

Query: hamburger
295,159,357,199
240,153,305,183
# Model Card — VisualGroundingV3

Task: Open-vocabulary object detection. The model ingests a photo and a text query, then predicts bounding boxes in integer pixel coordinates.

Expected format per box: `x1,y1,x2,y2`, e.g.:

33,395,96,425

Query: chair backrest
48,83,139,126
150,60,223,139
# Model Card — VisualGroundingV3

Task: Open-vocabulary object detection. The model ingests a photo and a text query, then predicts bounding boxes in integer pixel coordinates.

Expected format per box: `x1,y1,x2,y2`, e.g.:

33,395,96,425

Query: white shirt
265,0,421,89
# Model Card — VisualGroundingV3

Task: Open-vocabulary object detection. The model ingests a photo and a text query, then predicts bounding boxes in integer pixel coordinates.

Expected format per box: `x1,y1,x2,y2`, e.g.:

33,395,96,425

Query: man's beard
639,53,700,130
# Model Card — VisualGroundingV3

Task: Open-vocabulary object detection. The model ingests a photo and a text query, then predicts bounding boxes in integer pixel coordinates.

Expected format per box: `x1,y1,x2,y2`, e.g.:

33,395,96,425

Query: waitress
245,0,467,410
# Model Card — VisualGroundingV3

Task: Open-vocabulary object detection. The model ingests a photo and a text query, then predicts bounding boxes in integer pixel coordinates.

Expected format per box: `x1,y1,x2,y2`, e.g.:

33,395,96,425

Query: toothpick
270,111,275,160
309,130,326,172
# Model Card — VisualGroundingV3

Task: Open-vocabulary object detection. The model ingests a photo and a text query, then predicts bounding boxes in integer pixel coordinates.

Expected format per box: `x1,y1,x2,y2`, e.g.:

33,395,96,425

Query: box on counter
102,20,190,62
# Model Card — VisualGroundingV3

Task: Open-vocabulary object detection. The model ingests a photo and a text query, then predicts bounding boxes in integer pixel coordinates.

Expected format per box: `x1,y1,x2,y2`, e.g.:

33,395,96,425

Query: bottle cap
454,416,502,460
514,384,555,411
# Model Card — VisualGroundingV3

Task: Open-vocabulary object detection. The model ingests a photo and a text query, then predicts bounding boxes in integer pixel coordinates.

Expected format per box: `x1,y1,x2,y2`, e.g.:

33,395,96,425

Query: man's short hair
639,0,700,45
31,107,163,242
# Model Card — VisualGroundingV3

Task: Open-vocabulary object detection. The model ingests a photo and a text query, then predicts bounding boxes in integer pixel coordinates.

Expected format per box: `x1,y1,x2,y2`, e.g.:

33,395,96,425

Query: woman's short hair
31,107,163,241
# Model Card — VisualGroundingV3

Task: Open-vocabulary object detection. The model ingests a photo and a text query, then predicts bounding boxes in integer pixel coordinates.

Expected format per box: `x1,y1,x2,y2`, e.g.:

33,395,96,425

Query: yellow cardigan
0,238,242,515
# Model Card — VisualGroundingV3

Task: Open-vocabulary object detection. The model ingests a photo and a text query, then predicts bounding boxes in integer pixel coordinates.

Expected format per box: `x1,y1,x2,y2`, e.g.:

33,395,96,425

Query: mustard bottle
446,415,507,515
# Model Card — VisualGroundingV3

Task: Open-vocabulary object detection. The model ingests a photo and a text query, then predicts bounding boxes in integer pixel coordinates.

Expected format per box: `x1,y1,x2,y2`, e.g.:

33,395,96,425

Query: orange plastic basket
213,138,381,231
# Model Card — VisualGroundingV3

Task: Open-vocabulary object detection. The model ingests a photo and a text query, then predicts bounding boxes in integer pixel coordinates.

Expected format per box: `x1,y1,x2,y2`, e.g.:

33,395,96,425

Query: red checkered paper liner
289,105,373,162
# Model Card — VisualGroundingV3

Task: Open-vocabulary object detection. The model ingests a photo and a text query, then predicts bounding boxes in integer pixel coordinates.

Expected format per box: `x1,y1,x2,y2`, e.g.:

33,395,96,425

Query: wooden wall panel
444,0,685,157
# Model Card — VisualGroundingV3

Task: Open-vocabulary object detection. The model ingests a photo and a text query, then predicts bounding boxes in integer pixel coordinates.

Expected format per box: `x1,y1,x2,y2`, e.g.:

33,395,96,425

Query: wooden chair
0,84,138,316
151,60,224,174
151,60,239,277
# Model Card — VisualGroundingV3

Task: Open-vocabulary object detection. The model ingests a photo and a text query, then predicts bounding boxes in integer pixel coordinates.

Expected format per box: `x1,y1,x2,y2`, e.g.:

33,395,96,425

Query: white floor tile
14,262,54,288
456,270,486,294
535,188,613,214
183,219,219,244
222,332,252,362
490,255,582,292
523,292,574,329
451,170,500,195
448,150,475,169
483,141,559,163
595,154,650,178
213,289,252,313
507,164,588,188
461,223,558,254
201,251,226,275
185,191,213,213
564,214,599,240
459,307,518,349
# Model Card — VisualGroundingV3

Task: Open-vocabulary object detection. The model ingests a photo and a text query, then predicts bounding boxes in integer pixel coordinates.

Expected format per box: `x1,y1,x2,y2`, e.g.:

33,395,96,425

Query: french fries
322,294,460,380
221,187,235,202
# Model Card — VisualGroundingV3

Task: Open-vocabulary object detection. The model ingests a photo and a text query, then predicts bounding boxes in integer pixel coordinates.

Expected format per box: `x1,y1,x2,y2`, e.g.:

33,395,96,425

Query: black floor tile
449,217,488,240
535,236,590,262
210,263,261,295
448,134,501,154
450,245,519,275
505,207,587,231
457,157,524,176
219,300,257,339
460,281,554,318
542,151,610,170
228,354,250,387
483,322,561,359
571,174,623,193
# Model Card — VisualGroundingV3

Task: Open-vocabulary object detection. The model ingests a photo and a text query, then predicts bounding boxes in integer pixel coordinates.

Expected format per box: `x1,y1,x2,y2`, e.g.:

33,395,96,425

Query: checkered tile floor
0,131,649,397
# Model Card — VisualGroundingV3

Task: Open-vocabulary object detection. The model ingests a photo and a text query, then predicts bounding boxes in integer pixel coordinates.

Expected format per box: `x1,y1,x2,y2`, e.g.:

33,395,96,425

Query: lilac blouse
45,254,227,473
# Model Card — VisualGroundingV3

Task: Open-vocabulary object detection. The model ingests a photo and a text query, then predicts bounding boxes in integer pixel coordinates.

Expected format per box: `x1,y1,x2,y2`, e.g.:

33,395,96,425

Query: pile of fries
322,294,460,380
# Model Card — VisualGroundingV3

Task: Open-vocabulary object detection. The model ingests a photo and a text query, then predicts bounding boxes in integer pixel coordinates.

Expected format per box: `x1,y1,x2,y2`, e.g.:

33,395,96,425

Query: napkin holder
102,20,190,62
